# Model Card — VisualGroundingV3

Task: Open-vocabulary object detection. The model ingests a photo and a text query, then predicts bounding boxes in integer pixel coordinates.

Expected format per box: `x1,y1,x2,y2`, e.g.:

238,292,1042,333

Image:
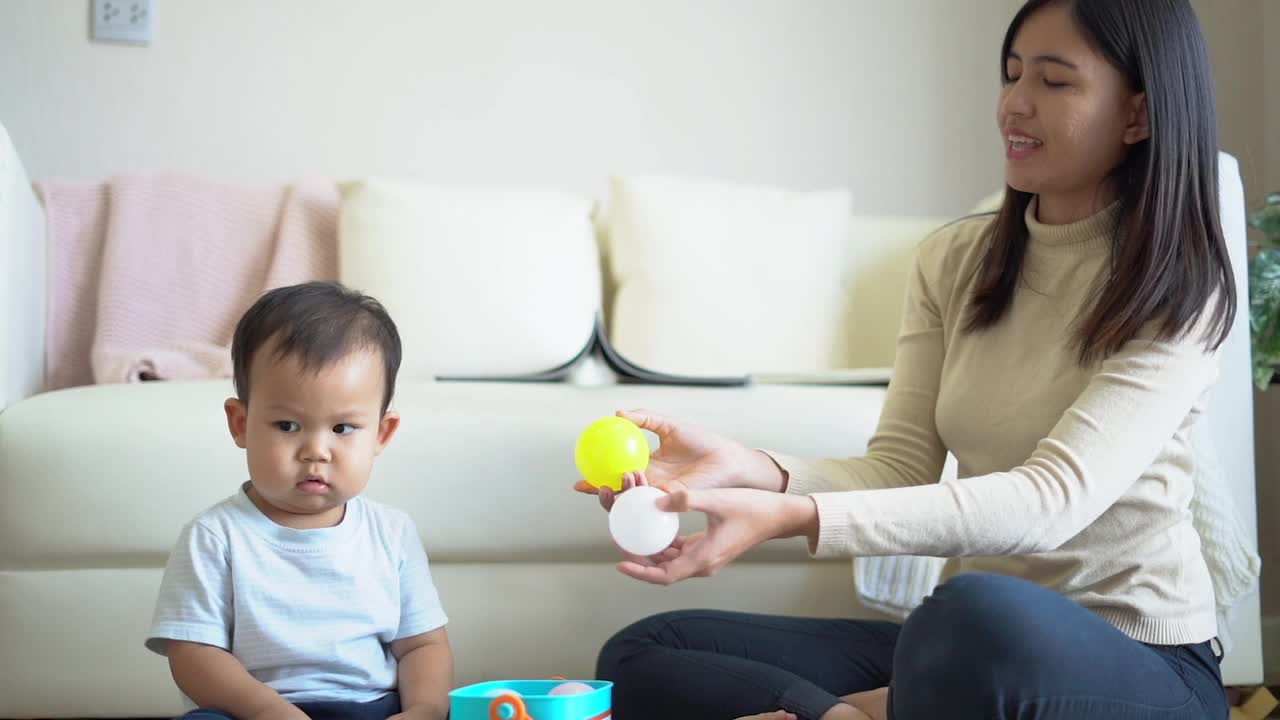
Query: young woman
581,1,1236,718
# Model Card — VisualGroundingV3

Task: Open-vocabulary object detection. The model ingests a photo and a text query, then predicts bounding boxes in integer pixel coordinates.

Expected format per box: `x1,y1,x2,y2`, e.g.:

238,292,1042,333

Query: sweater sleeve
769,232,950,494
805,323,1220,559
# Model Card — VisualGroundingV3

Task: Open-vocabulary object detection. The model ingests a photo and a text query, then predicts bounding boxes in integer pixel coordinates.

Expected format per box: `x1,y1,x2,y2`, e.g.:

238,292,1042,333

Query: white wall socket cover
92,0,153,45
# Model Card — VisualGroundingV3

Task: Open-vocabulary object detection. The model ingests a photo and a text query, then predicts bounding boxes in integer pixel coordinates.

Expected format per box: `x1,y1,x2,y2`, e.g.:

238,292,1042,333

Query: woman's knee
892,574,1052,705
900,573,1047,651
596,609,693,680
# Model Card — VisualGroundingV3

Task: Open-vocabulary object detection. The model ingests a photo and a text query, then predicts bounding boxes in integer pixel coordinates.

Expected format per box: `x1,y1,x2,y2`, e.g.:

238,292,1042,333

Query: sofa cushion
601,175,851,377
0,380,889,568
338,180,600,378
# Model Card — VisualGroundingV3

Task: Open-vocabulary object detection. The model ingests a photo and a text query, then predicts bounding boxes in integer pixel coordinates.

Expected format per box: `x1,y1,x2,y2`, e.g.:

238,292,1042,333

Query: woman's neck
1036,183,1120,225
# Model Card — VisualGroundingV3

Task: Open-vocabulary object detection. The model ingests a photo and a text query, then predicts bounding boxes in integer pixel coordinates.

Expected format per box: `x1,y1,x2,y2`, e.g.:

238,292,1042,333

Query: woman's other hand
615,486,818,586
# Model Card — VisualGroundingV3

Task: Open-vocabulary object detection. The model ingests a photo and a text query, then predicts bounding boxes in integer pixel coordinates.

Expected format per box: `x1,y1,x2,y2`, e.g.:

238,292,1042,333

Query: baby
147,281,451,720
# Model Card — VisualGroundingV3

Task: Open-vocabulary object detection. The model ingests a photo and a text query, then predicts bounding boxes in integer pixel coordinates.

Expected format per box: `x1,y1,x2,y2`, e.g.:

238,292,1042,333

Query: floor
13,687,1280,718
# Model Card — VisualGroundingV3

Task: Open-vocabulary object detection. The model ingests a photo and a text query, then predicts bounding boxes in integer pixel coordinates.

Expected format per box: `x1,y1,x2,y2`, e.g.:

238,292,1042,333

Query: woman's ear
1123,92,1150,145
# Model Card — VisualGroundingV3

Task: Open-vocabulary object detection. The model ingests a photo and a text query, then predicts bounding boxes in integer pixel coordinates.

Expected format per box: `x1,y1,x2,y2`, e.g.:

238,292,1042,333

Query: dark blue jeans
176,690,400,720
596,574,1227,720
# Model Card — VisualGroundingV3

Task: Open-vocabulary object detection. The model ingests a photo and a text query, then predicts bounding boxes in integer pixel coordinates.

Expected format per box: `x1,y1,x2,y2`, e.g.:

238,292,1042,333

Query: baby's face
224,344,399,528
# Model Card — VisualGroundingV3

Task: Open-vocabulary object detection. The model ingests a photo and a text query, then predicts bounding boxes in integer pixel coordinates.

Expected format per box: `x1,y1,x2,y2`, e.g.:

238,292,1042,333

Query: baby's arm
167,640,308,720
390,627,453,720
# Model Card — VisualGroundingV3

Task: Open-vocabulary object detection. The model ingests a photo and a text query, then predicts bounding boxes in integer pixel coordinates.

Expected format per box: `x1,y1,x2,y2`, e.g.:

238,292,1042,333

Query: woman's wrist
777,494,821,546
742,449,789,493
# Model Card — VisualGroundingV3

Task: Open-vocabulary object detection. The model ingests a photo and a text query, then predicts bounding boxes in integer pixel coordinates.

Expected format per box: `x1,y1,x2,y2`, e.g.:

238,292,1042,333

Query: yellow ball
575,416,650,492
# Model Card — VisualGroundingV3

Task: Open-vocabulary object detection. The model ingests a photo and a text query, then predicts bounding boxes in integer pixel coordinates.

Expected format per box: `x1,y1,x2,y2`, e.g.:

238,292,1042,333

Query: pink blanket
35,175,338,389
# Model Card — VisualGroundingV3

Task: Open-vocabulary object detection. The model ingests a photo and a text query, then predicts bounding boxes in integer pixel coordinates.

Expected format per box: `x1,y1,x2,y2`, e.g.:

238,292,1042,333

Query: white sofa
0,125,1264,718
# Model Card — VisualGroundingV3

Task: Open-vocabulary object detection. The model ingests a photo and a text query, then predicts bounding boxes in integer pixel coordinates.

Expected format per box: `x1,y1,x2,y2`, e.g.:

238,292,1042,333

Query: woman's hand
573,409,787,509
615,483,819,586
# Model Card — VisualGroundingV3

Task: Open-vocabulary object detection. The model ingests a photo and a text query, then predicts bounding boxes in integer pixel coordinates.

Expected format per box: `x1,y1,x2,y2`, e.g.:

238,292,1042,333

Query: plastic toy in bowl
549,681,595,696
449,679,613,720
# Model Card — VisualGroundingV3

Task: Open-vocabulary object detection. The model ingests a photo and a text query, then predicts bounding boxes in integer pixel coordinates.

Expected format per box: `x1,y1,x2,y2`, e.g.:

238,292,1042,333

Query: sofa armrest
0,123,46,411
1210,152,1258,537
1207,151,1264,684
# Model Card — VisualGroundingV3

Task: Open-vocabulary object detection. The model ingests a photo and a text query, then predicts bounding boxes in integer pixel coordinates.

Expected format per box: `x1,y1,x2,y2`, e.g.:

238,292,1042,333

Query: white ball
549,681,595,696
609,485,680,556
485,687,520,698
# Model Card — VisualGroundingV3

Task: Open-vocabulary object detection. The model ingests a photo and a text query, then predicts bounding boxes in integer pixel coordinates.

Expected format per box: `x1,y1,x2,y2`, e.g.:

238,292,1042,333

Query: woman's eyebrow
1008,51,1080,70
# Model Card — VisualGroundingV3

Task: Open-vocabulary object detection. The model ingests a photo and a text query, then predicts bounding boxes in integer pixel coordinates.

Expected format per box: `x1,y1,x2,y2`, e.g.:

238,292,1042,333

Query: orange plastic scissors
488,692,533,720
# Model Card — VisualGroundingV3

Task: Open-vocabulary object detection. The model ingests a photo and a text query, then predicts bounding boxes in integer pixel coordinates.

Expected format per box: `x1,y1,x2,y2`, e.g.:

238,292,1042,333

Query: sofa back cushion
338,180,601,378
600,175,852,377
599,175,952,375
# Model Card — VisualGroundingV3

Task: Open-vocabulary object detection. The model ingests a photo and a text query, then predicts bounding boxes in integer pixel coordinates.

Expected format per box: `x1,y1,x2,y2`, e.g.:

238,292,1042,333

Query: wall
1267,1,1280,195
1191,0,1267,209
0,2,1267,212
0,0,1016,217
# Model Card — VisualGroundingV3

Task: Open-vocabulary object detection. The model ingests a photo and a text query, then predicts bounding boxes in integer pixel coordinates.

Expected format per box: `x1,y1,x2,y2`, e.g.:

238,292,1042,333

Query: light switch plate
92,0,153,46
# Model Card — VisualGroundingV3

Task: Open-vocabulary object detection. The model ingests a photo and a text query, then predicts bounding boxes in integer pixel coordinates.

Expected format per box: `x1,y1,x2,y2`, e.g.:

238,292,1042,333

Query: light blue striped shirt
147,483,448,704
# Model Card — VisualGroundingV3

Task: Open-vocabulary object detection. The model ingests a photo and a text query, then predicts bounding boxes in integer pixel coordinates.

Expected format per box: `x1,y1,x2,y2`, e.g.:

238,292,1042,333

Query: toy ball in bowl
449,679,612,720
574,416,649,492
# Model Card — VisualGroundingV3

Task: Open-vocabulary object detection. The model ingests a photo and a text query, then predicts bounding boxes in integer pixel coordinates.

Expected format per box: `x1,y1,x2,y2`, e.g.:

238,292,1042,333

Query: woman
578,1,1237,718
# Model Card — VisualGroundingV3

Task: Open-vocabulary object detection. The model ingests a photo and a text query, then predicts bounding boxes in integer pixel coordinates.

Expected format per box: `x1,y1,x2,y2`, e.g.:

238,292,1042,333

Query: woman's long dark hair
968,0,1235,362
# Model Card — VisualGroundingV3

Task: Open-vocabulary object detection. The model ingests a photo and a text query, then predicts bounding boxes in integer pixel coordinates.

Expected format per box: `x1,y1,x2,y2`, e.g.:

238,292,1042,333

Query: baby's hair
231,281,402,414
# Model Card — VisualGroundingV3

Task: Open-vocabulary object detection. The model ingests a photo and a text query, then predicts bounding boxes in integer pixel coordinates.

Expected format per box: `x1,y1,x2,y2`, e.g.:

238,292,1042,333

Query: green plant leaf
1255,363,1272,390
1249,249,1280,388
1251,198,1280,243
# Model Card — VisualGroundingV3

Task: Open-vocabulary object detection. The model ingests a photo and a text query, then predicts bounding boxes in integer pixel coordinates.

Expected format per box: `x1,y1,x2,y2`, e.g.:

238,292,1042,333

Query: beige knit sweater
774,200,1219,645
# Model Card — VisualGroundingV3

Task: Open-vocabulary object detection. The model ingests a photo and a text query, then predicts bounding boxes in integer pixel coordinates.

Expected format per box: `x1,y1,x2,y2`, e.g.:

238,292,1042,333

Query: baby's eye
1043,78,1067,88
333,423,357,435
275,421,300,433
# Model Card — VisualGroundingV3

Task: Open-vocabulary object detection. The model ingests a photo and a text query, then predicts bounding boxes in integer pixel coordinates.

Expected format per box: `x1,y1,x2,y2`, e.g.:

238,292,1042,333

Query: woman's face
998,3,1149,222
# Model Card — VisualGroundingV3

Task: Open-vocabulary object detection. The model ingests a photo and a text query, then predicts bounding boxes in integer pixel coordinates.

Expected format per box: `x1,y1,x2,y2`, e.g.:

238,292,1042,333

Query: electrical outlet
92,0,153,46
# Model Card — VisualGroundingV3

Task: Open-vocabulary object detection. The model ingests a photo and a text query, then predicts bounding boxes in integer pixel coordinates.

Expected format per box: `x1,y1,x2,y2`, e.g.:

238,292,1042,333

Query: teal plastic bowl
449,679,612,720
